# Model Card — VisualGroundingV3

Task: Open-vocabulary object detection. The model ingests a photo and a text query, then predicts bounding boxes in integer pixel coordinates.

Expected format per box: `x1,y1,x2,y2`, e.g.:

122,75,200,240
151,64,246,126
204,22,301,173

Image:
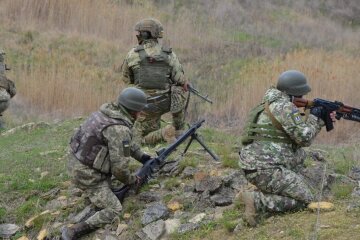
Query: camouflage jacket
239,87,324,170
68,103,146,187
120,39,186,95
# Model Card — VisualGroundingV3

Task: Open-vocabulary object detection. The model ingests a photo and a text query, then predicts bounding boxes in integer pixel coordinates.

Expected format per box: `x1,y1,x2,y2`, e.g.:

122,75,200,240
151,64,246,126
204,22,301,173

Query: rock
308,202,335,211
177,223,200,234
195,176,222,193
183,184,195,192
164,219,181,235
37,228,47,240
68,186,83,197
104,233,119,240
25,210,51,228
233,219,245,232
349,167,360,181
123,213,131,219
347,200,360,212
222,170,248,190
210,187,235,206
352,187,360,197
139,191,161,203
140,220,165,240
45,196,68,210
141,203,169,225
189,213,206,224
40,188,60,200
167,201,182,211
0,224,20,238
194,172,207,181
116,224,128,236
160,161,181,176
181,167,197,179
69,205,95,224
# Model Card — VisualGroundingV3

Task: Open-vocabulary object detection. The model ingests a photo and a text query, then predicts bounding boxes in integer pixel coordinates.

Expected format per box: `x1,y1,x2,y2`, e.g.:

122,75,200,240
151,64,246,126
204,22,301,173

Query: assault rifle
113,119,219,203
293,97,360,131
188,84,213,104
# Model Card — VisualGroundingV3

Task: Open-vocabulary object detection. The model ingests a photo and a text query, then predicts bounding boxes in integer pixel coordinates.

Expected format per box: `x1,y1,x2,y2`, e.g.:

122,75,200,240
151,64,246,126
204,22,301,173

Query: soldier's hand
330,111,336,122
182,82,189,92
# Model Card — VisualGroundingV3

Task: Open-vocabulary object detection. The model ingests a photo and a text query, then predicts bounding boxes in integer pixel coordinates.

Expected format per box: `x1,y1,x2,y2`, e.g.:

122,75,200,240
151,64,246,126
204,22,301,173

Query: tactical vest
241,101,293,145
133,45,172,90
70,111,131,168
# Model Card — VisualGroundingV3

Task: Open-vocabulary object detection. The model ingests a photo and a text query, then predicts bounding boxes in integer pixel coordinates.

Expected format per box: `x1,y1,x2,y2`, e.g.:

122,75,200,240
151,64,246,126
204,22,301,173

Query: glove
139,154,152,164
310,106,325,119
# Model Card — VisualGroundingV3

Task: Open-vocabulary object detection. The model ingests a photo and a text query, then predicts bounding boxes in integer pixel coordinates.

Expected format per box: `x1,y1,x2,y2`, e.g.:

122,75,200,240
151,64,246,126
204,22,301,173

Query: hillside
0,120,360,239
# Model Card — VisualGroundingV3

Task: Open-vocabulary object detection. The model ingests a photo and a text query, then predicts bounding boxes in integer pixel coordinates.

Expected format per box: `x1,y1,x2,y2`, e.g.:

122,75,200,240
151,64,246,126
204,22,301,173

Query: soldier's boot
142,125,175,145
238,191,259,227
61,222,93,240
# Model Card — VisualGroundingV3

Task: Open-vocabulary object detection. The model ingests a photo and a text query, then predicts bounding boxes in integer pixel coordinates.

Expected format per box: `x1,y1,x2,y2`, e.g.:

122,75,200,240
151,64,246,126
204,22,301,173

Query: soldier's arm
120,58,134,85
169,52,186,86
103,125,136,184
271,101,324,147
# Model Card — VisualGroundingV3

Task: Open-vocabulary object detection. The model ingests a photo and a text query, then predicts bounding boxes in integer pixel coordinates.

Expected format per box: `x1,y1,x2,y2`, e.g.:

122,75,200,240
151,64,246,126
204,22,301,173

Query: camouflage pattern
239,87,324,213
120,39,186,144
0,88,10,116
246,167,313,213
67,103,146,227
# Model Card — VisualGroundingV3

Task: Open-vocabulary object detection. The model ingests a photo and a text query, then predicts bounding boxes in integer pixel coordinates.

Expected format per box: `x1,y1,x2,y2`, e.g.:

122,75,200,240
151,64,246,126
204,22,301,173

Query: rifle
188,84,213,104
293,97,360,131
112,119,219,203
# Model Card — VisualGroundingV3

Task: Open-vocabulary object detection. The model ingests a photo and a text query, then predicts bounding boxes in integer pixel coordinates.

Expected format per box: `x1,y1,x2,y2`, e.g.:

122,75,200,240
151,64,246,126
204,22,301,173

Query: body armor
70,111,130,167
133,46,172,90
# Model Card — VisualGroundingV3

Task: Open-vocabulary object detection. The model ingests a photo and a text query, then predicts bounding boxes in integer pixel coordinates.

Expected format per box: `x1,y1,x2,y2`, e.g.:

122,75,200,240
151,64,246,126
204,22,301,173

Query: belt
147,94,169,104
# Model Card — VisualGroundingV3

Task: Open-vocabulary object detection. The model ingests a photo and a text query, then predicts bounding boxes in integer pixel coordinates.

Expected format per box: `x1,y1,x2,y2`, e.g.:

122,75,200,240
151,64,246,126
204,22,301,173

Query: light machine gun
113,119,219,202
293,97,360,131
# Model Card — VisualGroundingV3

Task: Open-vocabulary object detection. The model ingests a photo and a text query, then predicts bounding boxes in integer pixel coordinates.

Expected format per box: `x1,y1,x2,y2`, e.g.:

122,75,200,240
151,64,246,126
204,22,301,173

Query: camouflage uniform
239,87,324,214
0,51,16,128
121,39,187,144
67,103,147,228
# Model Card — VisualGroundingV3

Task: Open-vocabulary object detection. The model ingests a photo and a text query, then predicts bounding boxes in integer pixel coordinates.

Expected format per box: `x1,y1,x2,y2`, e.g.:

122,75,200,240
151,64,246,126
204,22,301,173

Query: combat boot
61,221,93,240
238,191,258,227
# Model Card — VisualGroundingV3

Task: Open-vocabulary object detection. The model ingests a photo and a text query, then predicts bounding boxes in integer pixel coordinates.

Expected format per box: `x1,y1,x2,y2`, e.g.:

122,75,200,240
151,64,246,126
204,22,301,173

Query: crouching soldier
62,87,152,239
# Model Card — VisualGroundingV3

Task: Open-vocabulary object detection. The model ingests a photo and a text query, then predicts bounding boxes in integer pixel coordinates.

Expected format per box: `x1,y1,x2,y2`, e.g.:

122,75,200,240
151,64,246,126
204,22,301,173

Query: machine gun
113,119,219,202
293,97,360,131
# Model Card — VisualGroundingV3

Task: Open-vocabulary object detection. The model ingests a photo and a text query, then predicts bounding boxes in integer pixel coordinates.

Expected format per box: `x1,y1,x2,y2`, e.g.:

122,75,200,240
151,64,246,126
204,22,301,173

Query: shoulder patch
291,107,302,125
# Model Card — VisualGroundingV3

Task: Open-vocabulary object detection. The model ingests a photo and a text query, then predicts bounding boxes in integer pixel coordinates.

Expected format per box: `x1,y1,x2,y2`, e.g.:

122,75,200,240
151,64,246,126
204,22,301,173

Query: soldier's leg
172,110,185,137
84,184,123,228
247,167,313,213
0,88,10,129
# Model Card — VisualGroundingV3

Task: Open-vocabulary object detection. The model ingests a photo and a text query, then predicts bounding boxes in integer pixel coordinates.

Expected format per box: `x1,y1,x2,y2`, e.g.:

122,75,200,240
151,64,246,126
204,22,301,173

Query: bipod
182,132,220,161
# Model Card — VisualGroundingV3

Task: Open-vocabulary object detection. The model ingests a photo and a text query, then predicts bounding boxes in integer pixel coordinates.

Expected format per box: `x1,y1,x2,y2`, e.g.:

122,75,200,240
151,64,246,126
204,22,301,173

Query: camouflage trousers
134,91,185,144
0,87,10,115
245,167,314,213
67,155,122,228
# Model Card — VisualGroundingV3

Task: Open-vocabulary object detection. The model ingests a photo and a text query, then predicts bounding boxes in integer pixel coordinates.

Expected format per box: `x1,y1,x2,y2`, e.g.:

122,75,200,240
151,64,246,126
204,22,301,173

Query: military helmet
276,70,311,96
134,18,164,38
118,87,147,112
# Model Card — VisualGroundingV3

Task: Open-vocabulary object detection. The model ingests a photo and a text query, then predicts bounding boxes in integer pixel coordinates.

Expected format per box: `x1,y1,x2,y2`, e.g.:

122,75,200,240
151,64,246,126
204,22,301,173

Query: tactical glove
139,154,152,164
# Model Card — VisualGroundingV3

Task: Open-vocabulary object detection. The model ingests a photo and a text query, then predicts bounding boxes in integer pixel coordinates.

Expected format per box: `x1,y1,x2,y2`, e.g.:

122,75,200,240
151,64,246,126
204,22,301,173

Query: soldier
119,18,188,145
62,87,153,240
0,50,16,129
238,70,336,226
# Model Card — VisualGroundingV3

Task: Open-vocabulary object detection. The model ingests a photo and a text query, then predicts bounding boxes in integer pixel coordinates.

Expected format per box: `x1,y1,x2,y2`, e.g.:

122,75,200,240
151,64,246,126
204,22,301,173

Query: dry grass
0,0,359,143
